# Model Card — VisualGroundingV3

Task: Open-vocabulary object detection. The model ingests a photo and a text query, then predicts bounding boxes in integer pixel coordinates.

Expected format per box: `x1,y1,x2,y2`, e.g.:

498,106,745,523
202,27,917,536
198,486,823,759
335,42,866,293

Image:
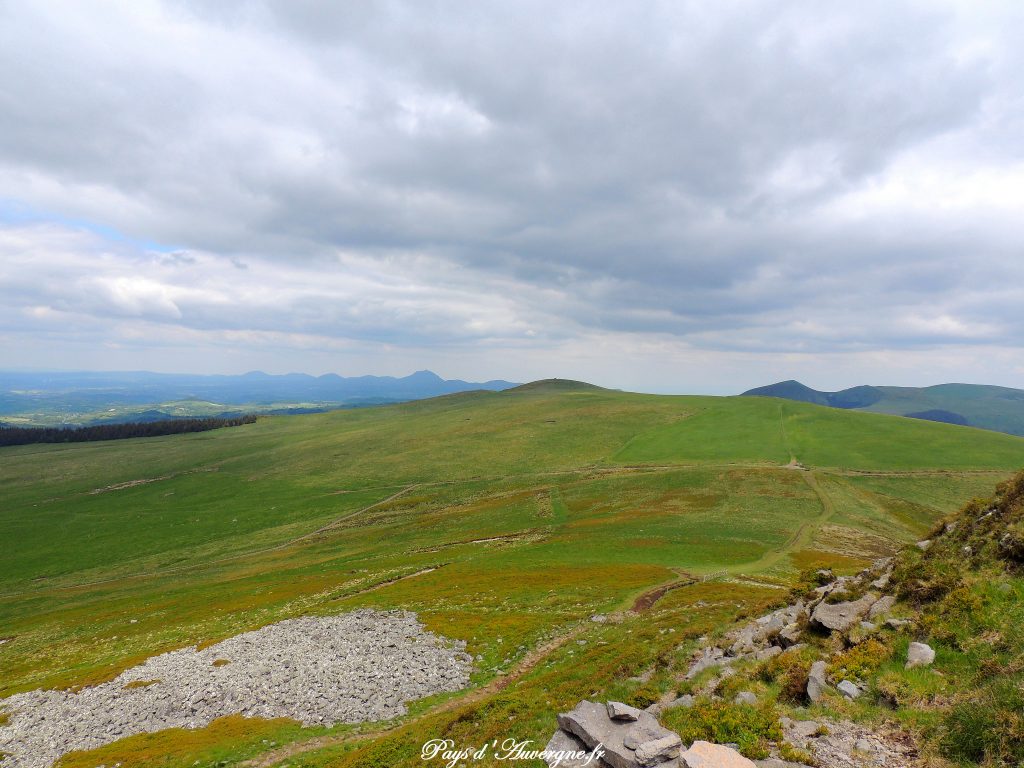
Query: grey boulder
906,642,935,669
807,661,829,703
557,700,677,768
810,593,878,634
837,680,861,699
777,623,802,647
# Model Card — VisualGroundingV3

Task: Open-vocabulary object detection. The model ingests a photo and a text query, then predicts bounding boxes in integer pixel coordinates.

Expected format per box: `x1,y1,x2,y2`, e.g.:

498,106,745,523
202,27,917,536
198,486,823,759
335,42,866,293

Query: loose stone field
0,610,472,768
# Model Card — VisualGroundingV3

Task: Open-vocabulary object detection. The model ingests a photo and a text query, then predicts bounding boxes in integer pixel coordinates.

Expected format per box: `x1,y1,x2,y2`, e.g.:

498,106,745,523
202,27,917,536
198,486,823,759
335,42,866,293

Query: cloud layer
1,1,1022,391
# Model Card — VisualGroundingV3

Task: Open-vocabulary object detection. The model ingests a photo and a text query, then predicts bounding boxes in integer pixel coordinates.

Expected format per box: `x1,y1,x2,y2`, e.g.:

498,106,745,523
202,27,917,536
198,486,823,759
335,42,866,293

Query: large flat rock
544,729,600,768
810,593,878,633
680,741,756,767
557,700,677,768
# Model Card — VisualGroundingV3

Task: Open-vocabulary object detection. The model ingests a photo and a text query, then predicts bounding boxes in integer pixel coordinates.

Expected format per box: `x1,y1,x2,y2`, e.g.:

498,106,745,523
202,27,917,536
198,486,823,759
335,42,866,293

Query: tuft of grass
122,679,161,690
779,741,817,766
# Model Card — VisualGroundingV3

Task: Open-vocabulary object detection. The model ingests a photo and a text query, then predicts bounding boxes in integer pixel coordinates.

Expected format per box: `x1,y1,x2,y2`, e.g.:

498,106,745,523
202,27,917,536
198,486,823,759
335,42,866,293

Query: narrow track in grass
727,467,837,575
0,463,775,598
630,574,698,612
5,461,968,599
245,552,686,766
6,462,991,602
0,484,422,597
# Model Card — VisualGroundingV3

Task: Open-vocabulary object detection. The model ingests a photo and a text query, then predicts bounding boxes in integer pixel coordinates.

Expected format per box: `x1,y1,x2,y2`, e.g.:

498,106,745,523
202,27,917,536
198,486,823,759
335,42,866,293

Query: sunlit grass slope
1,382,1022,767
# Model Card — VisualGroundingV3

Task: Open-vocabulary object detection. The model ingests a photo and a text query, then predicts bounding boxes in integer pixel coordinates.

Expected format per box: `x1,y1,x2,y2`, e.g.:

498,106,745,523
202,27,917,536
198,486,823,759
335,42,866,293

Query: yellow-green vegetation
890,471,1024,765
2,383,1023,766
54,715,312,768
122,679,161,690
658,470,1024,768
661,698,782,759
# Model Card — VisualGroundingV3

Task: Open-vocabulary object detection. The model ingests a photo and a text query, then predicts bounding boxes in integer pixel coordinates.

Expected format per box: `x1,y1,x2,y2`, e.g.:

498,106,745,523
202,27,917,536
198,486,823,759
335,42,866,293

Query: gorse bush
662,698,781,760
757,652,811,705
828,638,890,683
624,682,661,710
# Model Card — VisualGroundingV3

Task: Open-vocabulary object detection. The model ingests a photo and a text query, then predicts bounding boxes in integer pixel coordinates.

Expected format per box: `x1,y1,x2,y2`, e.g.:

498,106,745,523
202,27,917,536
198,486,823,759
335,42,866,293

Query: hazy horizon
3,366,1020,399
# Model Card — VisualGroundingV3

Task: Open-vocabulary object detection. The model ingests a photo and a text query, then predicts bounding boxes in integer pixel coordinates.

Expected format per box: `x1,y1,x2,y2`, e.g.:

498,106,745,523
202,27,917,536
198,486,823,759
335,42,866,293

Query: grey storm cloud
0,0,1023,388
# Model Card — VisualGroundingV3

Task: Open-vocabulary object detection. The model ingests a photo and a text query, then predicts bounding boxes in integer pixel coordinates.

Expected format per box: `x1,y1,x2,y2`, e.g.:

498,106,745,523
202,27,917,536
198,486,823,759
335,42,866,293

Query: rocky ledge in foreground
0,609,472,768
545,700,780,768
544,557,924,768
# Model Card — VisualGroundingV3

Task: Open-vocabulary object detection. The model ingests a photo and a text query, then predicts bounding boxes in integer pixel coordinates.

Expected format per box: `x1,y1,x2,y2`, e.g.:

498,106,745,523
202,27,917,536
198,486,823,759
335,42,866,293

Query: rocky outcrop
544,730,600,768
809,592,878,633
547,557,919,768
683,559,898,688
556,700,681,768
548,703,762,768
781,716,918,767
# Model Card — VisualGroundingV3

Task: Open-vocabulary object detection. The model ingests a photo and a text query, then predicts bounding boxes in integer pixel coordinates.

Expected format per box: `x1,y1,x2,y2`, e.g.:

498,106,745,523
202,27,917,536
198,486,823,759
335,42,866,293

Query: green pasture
1,383,1022,766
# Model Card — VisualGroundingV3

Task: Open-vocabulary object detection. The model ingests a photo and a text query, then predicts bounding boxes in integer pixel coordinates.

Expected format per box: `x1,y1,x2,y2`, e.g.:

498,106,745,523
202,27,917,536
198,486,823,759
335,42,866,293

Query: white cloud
0,1,1022,390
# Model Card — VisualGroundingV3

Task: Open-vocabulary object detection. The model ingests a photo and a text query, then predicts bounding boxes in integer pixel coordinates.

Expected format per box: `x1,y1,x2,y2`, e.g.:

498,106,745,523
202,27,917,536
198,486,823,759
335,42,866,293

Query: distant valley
0,369,518,427
743,379,1024,436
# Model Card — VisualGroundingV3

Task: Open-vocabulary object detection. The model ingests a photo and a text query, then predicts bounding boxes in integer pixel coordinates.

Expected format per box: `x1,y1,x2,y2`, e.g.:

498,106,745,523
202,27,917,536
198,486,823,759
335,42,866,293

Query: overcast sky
1,1,1022,393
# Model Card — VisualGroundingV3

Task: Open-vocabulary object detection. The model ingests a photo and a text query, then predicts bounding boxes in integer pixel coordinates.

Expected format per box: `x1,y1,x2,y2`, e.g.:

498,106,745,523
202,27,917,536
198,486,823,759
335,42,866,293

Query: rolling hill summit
743,380,1024,436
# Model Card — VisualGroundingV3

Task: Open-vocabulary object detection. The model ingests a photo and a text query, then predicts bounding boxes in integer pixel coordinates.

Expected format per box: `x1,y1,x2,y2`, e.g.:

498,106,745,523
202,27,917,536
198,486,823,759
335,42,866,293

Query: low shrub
624,682,661,709
828,638,890,682
779,741,817,766
662,697,781,760
757,651,810,705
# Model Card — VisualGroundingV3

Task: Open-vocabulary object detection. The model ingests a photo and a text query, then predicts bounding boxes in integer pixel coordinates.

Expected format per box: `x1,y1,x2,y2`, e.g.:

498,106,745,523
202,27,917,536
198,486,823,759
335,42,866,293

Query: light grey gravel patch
0,610,472,768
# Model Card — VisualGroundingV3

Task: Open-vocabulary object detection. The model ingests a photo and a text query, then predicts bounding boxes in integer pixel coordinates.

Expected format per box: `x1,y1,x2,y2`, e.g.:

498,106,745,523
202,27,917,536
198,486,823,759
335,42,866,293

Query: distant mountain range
0,370,518,427
742,380,1024,436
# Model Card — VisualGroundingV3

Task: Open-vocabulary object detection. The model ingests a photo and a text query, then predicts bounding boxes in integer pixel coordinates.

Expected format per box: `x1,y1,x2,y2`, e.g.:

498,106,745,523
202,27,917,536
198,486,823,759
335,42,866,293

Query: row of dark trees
0,414,257,447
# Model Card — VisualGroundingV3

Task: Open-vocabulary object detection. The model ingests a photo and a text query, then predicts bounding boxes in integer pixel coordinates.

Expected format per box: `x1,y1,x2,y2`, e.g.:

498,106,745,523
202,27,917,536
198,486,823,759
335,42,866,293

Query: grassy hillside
1,386,1022,767
744,380,1024,436
658,470,1024,767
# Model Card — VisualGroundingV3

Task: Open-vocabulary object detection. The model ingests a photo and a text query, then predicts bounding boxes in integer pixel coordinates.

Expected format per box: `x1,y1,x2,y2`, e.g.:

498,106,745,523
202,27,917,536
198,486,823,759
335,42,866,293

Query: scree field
2,381,1023,767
